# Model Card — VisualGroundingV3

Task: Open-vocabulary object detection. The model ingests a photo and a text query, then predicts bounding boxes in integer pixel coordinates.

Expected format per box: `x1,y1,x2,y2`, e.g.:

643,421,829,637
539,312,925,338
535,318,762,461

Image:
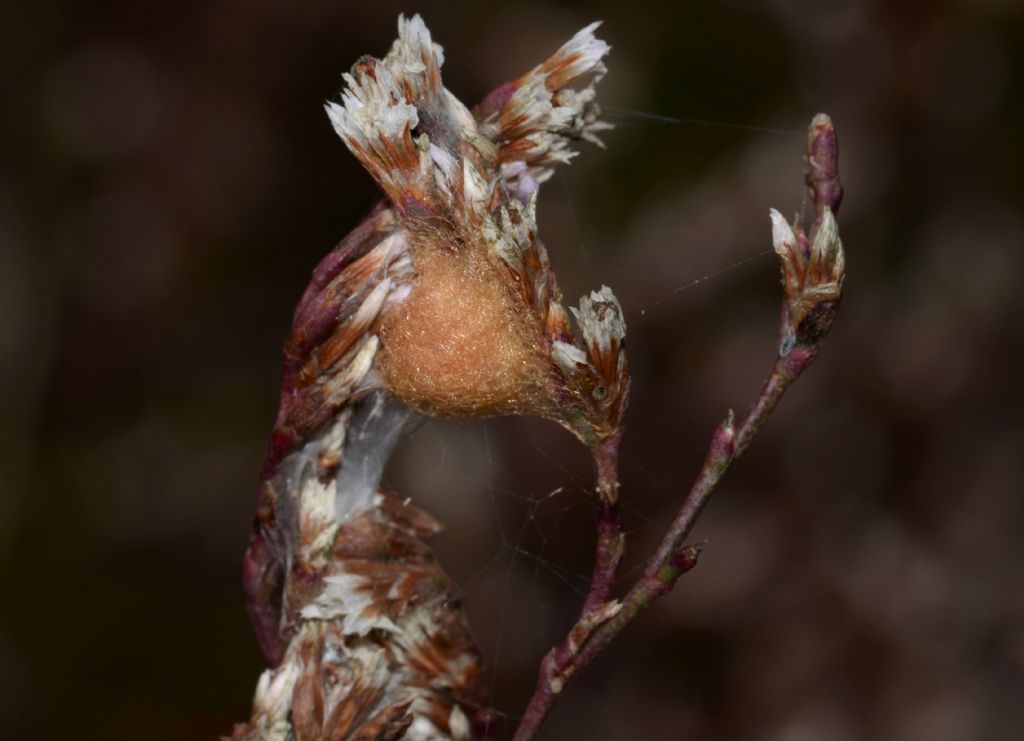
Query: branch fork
514,115,845,740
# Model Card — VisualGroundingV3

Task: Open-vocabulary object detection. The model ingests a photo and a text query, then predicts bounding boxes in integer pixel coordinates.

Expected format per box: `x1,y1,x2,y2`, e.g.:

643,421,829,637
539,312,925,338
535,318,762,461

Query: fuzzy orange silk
379,240,553,417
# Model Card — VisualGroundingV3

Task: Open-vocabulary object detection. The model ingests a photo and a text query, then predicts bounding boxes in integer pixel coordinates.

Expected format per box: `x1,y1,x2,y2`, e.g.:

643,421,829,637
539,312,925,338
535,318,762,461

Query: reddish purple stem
513,114,844,740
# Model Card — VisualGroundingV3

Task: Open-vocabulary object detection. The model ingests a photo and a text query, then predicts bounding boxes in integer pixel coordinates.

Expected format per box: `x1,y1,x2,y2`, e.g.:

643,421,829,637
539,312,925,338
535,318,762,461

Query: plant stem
514,349,807,741
580,433,625,616
513,113,843,741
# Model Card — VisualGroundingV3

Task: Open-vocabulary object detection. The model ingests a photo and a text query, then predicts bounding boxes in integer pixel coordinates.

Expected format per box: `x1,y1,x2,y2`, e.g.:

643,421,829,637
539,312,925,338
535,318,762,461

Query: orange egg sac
379,241,553,418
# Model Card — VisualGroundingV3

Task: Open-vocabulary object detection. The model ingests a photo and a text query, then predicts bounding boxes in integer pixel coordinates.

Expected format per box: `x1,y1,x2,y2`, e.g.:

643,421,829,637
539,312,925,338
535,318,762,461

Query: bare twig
513,114,845,741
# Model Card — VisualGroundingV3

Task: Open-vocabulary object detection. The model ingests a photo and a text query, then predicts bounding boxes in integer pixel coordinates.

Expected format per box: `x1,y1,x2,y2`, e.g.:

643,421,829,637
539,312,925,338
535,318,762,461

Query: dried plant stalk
233,15,845,741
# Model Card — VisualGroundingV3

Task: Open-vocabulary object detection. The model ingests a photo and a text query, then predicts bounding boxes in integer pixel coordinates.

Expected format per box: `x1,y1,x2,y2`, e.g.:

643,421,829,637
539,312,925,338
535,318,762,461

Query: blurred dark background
2,0,1022,739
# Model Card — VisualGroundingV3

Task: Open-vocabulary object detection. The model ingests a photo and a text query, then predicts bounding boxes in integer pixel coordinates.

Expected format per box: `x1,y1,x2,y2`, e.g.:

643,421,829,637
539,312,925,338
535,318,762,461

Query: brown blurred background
2,0,1022,739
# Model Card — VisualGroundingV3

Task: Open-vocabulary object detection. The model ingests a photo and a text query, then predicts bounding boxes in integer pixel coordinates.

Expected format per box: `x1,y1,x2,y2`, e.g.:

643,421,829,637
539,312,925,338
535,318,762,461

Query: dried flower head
771,206,845,355
239,15,627,739
769,112,846,358
308,14,628,444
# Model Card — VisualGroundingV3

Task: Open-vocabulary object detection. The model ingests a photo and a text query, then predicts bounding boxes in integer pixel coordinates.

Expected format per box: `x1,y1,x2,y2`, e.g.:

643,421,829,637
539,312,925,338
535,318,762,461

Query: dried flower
770,206,845,356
